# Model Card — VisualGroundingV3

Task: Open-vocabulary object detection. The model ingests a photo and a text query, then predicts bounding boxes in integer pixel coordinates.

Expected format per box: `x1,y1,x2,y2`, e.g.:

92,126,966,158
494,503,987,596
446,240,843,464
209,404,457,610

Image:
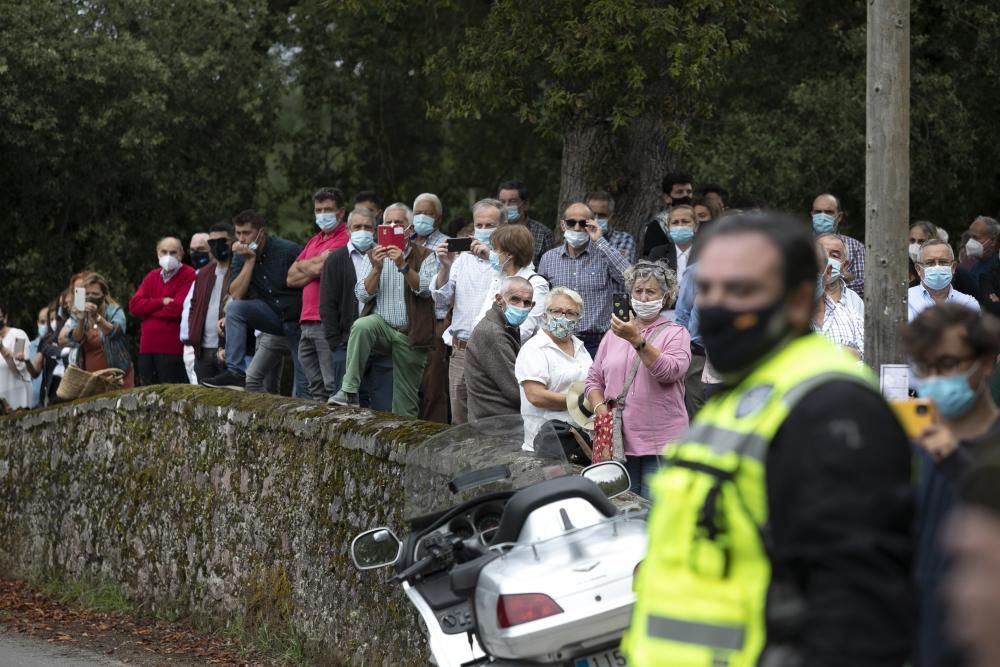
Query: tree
0,0,281,327
427,0,787,245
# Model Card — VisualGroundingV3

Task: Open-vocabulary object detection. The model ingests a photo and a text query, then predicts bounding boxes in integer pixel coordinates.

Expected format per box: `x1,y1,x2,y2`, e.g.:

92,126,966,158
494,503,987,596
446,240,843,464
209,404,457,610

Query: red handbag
591,412,615,463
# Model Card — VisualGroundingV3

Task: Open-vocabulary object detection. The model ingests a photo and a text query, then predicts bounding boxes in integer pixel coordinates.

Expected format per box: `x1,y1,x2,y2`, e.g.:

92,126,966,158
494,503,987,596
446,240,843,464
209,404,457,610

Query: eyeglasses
563,219,589,229
911,355,976,378
547,308,581,319
918,259,953,268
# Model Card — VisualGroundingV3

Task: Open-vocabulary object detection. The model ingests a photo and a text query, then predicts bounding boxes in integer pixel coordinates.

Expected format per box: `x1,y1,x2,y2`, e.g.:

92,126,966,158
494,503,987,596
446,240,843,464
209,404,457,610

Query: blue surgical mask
503,303,531,327
923,265,954,291
475,227,496,246
315,212,339,232
506,206,521,223
915,363,981,418
827,257,842,283
489,251,507,273
413,214,435,237
37,324,49,338
544,315,578,339
596,217,610,234
564,230,590,248
812,212,836,234
669,226,695,245
350,230,375,252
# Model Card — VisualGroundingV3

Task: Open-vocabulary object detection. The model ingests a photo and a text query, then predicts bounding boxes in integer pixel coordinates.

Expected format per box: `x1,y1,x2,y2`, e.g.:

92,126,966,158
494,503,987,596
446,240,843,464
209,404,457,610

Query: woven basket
57,366,126,401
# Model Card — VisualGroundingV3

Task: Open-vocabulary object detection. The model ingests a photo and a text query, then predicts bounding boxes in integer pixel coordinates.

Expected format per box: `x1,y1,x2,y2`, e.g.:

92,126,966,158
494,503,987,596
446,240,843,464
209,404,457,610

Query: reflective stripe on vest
647,616,745,651
683,423,769,463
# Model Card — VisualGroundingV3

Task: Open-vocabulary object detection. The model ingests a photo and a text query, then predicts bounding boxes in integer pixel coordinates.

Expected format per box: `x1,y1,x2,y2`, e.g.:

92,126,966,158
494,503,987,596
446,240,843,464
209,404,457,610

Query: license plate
574,647,627,667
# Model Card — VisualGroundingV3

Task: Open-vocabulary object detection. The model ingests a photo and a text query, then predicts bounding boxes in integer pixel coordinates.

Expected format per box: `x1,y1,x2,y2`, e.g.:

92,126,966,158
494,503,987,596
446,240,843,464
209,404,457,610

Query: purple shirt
584,317,691,457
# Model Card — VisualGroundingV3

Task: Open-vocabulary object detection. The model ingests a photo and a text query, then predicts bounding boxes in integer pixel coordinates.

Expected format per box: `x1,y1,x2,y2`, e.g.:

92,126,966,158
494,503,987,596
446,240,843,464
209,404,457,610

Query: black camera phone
613,293,631,321
446,237,473,253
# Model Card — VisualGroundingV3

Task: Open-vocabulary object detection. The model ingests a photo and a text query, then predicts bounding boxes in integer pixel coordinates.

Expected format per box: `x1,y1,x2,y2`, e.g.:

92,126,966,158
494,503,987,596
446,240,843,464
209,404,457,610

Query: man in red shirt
128,236,197,385
286,187,350,400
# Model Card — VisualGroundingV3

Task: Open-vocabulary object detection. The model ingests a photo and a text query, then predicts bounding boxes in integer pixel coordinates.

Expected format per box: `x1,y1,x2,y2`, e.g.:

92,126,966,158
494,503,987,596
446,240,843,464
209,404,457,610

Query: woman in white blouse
514,287,592,448
0,303,32,410
474,224,549,342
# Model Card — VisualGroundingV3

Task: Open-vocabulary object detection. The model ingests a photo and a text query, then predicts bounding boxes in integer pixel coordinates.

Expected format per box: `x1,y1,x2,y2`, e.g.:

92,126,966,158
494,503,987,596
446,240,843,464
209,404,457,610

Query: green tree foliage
0,0,280,326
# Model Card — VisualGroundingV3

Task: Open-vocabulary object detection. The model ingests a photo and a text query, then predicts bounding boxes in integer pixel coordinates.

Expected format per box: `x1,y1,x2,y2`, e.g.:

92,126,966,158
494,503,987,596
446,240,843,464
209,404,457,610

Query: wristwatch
633,339,646,352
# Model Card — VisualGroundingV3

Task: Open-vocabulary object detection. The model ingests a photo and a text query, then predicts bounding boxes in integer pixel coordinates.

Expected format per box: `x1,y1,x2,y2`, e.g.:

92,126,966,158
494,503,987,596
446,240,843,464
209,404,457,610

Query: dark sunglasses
563,218,590,229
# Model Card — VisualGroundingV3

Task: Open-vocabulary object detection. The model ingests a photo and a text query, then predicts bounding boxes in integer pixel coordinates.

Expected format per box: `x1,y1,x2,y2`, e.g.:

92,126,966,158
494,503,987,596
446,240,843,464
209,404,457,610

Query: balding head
189,233,209,253
157,236,183,256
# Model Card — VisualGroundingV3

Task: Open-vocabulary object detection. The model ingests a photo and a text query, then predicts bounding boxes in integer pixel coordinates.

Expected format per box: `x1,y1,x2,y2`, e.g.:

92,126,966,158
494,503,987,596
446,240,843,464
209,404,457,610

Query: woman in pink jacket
584,260,691,498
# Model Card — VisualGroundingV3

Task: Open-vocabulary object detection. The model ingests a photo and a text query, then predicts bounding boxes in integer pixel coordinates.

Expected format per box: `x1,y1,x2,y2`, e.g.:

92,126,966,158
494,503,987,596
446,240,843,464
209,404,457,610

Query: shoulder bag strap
614,321,672,406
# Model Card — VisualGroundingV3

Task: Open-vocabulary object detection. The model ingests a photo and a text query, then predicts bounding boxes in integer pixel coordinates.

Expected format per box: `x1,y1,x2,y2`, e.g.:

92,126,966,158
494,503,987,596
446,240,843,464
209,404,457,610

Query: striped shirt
354,246,438,330
413,229,450,319
537,237,631,334
816,297,865,359
842,234,866,297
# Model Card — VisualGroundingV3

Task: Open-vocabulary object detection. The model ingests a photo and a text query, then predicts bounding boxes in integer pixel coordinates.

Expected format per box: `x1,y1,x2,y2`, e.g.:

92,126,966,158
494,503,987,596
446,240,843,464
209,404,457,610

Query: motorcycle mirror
351,528,402,570
581,461,631,499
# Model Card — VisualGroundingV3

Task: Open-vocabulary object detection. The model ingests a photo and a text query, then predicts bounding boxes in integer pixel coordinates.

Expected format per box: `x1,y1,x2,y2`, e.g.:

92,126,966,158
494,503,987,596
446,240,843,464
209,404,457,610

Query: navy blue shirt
230,234,304,321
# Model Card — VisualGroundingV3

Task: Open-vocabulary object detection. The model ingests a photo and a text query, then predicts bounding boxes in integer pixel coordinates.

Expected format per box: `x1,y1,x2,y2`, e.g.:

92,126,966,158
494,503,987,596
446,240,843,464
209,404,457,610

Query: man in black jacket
640,172,692,257
319,207,393,410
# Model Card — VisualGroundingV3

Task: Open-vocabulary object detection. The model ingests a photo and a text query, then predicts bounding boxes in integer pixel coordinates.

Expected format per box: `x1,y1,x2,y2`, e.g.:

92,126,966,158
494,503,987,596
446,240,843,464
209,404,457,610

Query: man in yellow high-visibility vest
625,212,915,667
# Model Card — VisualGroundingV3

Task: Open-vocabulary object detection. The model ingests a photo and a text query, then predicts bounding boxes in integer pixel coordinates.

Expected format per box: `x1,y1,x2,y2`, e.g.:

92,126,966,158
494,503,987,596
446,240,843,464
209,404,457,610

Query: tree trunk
558,112,672,255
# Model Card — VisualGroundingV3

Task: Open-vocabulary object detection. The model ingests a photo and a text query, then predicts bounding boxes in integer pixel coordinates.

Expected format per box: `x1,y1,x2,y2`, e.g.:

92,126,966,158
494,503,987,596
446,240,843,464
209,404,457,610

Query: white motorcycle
351,415,648,666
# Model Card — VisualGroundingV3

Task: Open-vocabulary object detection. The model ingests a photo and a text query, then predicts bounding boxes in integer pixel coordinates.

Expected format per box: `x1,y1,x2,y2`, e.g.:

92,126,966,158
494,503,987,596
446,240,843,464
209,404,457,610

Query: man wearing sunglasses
908,240,980,322
537,202,631,360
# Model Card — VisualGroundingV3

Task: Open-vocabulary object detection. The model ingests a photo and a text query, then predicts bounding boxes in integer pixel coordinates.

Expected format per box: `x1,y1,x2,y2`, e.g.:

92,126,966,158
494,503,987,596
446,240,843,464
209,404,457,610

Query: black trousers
192,347,224,384
137,353,189,386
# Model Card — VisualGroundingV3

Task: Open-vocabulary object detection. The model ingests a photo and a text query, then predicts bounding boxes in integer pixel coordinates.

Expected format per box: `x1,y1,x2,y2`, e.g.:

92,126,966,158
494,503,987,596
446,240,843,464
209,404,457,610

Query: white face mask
966,238,984,259
159,255,180,273
631,298,664,321
908,243,921,263
564,230,590,248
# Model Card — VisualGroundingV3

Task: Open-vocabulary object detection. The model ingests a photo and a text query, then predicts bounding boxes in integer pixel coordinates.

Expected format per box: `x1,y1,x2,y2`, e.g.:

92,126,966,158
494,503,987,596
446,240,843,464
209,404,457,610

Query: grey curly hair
624,260,678,304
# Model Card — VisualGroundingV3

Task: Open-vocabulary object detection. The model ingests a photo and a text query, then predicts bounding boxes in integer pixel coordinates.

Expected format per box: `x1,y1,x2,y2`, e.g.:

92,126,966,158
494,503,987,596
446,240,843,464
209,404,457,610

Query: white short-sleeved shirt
514,331,593,448
1,327,32,409
907,285,981,321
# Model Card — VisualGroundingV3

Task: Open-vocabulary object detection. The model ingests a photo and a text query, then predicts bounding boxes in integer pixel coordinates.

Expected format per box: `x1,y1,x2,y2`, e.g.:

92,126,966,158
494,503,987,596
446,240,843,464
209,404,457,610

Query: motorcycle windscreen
403,415,569,525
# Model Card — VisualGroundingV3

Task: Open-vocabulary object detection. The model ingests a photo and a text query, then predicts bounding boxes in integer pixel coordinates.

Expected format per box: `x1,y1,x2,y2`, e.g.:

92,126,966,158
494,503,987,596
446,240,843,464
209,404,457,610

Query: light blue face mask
812,212,836,234
915,363,981,418
503,303,531,327
489,251,508,273
827,257,842,283
669,226,695,245
506,206,521,223
564,230,590,248
413,214,435,237
350,230,375,252
315,212,339,232
922,265,954,290
38,324,49,338
474,227,496,246
544,315,578,339
595,217,610,234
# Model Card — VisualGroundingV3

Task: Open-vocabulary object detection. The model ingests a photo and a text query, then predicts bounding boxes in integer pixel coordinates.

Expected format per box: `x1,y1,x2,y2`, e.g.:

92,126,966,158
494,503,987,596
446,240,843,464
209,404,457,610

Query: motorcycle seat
490,476,617,546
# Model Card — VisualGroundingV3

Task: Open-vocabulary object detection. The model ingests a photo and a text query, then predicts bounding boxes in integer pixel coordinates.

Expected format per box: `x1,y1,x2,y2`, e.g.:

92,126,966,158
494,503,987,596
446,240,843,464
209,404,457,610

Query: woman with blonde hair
60,272,134,387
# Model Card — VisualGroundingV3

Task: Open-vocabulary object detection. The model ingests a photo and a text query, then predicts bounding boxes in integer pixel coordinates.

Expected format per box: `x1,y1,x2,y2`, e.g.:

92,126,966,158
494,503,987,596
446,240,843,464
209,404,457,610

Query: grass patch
38,575,131,614
220,564,307,666
222,615,307,666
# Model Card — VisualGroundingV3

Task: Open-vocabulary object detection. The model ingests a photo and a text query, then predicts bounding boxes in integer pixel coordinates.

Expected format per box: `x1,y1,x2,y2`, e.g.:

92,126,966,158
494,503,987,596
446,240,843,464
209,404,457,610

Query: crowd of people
3,174,1000,663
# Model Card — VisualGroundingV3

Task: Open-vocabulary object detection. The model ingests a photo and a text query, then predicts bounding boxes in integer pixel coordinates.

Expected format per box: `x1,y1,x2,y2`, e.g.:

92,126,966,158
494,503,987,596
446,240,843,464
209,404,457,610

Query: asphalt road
0,630,127,667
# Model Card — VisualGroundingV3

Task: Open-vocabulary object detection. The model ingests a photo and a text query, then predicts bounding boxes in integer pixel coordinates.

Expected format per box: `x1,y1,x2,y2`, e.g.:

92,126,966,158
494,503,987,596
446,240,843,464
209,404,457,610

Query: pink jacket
584,317,691,457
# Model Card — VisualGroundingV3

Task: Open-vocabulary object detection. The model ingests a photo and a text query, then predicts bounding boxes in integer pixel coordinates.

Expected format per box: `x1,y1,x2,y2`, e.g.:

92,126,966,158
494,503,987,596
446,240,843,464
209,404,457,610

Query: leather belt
453,339,469,351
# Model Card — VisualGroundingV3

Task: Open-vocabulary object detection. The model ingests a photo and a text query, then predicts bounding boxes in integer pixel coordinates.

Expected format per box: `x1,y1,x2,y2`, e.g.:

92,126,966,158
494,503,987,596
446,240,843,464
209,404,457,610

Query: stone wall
0,386,477,665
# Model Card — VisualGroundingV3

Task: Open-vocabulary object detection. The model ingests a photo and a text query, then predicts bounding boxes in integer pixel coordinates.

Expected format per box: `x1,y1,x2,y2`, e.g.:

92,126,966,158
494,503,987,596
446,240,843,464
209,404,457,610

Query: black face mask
670,196,693,207
191,250,211,269
698,297,790,381
86,296,103,306
208,239,231,262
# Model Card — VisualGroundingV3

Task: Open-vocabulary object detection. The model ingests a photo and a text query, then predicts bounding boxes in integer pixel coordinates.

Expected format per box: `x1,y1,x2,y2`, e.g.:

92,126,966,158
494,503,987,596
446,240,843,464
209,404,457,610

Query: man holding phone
902,304,1000,667
329,203,439,418
537,201,631,360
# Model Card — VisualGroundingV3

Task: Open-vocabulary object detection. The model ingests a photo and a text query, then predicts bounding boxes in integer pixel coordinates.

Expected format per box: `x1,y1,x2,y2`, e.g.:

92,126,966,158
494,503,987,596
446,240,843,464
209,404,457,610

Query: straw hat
565,381,596,431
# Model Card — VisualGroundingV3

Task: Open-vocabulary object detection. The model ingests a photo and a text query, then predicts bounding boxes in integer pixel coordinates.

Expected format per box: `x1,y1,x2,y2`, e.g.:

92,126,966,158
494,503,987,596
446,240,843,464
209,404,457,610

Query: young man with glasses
903,304,1000,667
909,239,981,321
537,201,631,360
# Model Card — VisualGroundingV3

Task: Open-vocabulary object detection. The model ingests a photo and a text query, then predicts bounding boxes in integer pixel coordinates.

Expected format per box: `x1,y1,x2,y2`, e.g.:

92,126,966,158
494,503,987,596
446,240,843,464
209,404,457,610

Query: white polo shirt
514,330,593,449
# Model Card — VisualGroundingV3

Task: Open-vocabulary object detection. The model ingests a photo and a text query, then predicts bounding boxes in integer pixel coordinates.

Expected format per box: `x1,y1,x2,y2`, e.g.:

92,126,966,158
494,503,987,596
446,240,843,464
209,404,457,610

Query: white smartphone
74,287,86,311
13,339,25,357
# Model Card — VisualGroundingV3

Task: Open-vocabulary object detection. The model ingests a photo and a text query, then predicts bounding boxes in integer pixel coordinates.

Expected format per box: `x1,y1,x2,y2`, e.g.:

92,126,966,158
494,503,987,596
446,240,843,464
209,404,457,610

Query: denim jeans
330,345,394,412
225,299,305,396
625,454,663,500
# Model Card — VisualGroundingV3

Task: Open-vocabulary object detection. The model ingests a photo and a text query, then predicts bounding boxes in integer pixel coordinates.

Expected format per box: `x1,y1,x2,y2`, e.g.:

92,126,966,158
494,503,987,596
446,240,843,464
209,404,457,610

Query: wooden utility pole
865,0,910,371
